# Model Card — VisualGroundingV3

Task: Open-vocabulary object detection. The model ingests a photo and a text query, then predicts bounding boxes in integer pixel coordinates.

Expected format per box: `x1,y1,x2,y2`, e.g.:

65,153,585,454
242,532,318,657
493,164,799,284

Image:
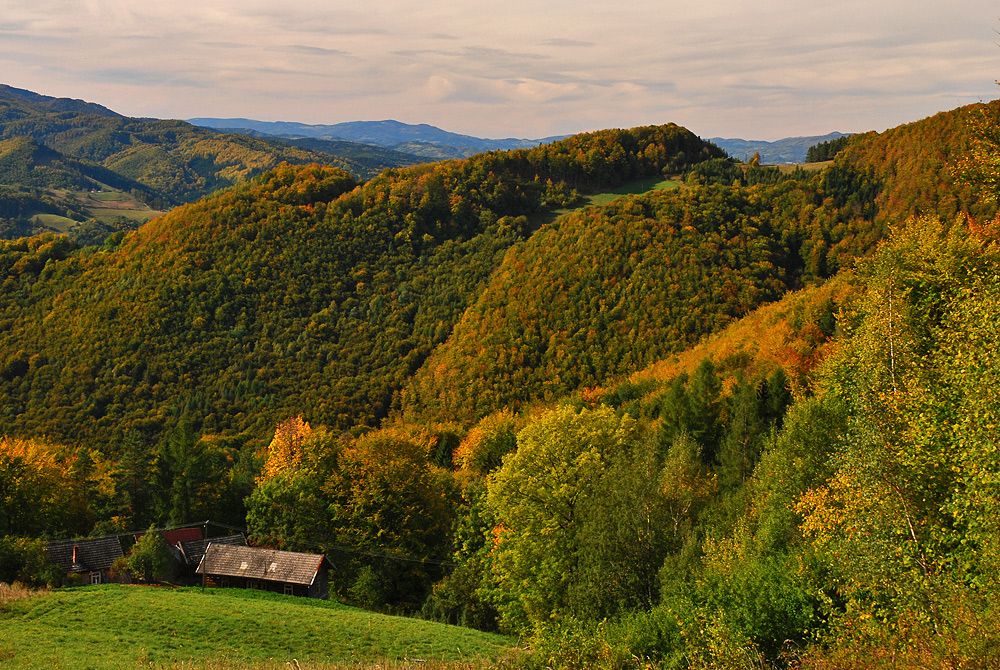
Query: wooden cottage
46,536,125,585
196,544,331,599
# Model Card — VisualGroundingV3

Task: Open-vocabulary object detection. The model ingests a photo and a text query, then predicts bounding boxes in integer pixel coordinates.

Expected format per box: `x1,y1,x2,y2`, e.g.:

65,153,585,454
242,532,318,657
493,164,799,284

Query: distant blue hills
190,116,846,165
709,132,849,165
188,118,568,161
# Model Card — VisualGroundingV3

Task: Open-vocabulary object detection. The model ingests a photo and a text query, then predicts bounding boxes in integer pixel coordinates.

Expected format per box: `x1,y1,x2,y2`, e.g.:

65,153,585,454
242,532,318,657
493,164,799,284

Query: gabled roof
178,534,246,566
46,536,124,573
196,544,329,586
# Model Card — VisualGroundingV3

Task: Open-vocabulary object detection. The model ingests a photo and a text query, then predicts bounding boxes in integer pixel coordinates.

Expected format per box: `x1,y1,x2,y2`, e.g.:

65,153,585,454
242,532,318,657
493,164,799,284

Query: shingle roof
178,534,246,565
196,544,328,586
46,536,124,573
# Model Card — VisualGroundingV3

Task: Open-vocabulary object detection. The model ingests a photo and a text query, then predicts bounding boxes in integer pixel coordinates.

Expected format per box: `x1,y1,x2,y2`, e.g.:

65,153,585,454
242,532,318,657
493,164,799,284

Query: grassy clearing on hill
585,175,681,205
0,586,515,670
775,161,830,174
28,213,77,230
11,186,161,231
530,174,682,228
87,207,161,222
61,188,164,222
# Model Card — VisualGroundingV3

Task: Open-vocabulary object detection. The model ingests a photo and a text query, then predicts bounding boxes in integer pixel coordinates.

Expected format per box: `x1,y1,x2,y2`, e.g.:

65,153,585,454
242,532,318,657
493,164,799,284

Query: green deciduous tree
483,405,637,632
0,536,61,587
795,216,1000,643
113,528,177,584
246,468,329,553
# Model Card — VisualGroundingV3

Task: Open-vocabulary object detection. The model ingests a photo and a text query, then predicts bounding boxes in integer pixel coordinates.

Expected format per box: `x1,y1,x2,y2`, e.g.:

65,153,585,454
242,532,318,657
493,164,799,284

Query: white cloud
0,0,997,139
425,75,457,102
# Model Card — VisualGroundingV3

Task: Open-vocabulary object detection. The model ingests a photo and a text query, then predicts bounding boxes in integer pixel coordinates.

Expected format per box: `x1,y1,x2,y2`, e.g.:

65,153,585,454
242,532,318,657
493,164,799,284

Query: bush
422,560,498,631
526,620,638,670
0,536,61,588
112,529,177,583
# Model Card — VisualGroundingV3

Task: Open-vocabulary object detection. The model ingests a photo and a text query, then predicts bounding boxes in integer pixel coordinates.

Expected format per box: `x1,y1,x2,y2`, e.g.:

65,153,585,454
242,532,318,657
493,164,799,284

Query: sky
0,0,997,141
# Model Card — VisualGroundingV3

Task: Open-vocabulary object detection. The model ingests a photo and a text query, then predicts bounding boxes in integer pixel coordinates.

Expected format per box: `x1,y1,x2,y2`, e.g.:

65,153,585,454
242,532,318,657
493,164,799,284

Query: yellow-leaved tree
258,416,313,483
0,437,91,537
795,215,1000,658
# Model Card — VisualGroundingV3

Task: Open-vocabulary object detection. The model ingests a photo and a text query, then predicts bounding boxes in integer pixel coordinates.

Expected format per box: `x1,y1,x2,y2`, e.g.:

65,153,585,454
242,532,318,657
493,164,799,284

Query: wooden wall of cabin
201,575,313,598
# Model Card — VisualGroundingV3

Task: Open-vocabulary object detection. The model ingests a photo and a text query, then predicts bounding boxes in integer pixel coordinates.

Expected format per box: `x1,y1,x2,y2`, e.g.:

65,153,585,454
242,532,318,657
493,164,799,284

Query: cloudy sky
0,0,997,140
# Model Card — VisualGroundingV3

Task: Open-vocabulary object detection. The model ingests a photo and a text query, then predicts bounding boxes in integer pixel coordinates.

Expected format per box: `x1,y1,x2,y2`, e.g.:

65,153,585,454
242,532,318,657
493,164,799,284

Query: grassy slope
586,176,680,204
0,586,514,669
530,175,681,228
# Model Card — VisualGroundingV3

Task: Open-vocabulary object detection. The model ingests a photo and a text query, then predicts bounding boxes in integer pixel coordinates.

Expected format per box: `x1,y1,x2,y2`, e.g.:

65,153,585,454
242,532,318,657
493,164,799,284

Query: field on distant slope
0,586,515,669
775,160,830,174
50,188,164,222
530,174,681,228
585,175,681,204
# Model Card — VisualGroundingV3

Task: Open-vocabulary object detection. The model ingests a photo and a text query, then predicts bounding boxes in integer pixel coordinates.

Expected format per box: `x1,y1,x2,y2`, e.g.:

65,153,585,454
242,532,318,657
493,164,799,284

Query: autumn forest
2,84,1000,668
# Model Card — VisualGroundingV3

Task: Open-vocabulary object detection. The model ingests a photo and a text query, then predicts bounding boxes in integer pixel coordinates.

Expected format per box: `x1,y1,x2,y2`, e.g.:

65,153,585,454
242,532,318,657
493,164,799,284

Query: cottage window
284,584,293,595
91,573,102,585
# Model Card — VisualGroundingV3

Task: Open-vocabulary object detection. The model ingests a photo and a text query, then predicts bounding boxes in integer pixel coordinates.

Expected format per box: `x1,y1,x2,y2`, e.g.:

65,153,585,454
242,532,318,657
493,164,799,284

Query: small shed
46,536,125,585
196,544,331,599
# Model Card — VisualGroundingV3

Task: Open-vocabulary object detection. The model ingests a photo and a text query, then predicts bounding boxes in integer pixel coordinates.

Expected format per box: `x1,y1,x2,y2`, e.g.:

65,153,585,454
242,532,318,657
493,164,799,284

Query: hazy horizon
1,0,997,141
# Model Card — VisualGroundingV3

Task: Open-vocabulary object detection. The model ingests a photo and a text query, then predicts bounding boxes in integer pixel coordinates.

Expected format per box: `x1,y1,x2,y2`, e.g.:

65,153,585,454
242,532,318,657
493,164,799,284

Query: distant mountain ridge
0,84,122,118
710,132,849,164
188,117,568,160
0,84,445,240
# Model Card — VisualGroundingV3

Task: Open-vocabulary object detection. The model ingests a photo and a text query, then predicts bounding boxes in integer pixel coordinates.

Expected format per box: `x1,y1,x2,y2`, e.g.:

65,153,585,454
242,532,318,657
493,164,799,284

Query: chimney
71,545,83,571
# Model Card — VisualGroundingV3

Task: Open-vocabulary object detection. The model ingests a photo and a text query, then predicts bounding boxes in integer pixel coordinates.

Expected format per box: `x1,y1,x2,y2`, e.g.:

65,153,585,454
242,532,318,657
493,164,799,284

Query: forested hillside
402,180,864,423
0,124,715,450
3,93,1000,669
831,100,1000,224
0,136,144,193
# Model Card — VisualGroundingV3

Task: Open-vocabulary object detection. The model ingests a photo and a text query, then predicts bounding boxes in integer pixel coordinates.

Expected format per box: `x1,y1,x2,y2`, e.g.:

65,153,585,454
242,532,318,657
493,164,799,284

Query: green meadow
0,586,515,670
584,175,681,205
531,174,682,228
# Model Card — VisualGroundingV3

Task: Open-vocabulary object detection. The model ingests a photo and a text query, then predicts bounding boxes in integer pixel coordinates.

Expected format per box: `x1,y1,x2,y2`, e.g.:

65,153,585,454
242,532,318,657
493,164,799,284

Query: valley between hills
1,83,1000,669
